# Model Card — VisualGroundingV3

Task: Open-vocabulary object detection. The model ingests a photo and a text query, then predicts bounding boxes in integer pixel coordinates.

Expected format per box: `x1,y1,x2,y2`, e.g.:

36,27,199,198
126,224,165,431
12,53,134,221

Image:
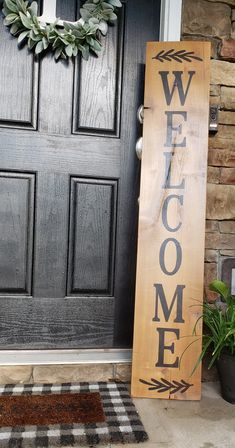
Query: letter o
159,238,182,276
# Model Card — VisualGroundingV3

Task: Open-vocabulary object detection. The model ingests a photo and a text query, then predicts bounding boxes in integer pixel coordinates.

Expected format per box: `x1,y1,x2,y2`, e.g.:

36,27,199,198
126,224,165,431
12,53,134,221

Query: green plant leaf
2,7,11,17
209,280,230,302
80,8,92,21
72,46,77,56
16,0,27,14
18,29,28,43
108,11,117,20
29,29,40,41
65,44,73,57
108,0,122,7
81,44,89,60
102,2,114,9
10,21,20,34
19,11,33,28
28,37,36,49
98,19,108,35
4,13,18,24
2,0,122,60
29,1,37,16
63,22,72,32
35,40,44,54
4,0,18,13
42,36,48,49
225,328,235,339
54,47,62,60
192,337,213,375
91,39,101,51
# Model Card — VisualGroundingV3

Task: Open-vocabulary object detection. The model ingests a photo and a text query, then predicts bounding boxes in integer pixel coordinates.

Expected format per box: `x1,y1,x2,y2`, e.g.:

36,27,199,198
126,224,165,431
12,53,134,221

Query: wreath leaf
5,0,18,13
28,1,38,16
19,11,33,29
2,0,122,61
18,29,28,43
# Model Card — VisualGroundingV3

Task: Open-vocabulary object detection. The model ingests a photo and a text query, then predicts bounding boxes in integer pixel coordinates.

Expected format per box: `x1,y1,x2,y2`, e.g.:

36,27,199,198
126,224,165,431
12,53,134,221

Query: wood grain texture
38,54,74,135
33,172,69,298
0,131,120,177
0,0,161,348
73,7,124,136
113,0,161,346
0,11,38,128
67,178,117,295
0,173,35,294
56,0,77,22
131,42,211,400
0,297,114,348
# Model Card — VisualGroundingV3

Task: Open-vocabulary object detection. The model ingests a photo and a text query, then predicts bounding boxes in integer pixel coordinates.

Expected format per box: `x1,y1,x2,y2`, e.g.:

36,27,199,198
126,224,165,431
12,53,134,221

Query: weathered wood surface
131,42,211,400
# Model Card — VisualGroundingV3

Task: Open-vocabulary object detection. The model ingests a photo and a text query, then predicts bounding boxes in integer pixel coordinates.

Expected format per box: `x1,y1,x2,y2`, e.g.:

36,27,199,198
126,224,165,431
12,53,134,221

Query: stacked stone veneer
182,0,235,302
0,364,131,385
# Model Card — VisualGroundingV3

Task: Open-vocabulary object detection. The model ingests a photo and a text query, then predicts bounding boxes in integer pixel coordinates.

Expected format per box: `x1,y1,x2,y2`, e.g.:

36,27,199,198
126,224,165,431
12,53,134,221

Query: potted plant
194,280,235,404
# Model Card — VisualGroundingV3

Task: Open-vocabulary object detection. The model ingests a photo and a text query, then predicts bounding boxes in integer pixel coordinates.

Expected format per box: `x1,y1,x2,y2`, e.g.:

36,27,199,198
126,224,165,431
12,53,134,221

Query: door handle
135,137,143,160
136,104,144,159
137,105,144,124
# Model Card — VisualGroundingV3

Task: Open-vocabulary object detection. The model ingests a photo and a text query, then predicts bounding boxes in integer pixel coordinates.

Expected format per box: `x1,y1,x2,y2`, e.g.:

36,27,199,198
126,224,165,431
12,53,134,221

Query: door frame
159,0,182,42
0,0,182,366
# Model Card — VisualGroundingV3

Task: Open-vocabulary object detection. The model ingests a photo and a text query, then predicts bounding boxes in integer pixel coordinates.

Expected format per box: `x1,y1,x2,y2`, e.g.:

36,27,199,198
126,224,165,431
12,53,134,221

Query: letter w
159,71,195,106
153,284,185,323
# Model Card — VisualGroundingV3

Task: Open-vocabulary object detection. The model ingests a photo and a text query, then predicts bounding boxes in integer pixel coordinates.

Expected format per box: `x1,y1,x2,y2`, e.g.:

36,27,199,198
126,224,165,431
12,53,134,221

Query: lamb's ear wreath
2,0,122,60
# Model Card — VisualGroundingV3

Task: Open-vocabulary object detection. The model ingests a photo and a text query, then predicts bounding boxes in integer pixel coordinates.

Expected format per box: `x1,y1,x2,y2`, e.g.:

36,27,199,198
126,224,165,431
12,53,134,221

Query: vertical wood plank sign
131,42,210,400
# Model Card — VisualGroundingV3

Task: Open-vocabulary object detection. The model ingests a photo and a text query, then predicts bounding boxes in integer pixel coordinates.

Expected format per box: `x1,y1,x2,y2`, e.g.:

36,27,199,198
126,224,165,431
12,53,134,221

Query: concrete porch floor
113,382,235,448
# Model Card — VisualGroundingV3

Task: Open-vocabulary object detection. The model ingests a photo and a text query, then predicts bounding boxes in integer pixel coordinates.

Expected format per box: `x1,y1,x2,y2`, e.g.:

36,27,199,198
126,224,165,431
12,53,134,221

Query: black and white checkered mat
0,382,148,447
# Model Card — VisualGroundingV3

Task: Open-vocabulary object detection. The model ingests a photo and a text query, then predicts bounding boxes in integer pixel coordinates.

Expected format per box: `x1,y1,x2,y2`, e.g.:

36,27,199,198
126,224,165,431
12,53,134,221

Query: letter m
153,284,185,323
159,71,195,106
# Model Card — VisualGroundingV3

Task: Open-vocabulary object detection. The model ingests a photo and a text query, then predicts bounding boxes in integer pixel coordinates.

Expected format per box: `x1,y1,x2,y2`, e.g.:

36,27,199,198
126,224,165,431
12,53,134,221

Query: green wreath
2,0,122,60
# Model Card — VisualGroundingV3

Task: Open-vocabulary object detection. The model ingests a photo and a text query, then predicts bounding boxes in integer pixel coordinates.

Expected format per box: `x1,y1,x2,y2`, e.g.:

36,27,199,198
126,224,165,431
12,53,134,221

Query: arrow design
139,378,193,394
152,49,203,63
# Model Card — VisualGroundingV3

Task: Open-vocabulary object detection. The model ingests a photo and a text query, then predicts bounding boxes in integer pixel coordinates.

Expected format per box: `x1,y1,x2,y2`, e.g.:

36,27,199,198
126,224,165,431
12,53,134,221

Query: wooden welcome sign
131,42,210,400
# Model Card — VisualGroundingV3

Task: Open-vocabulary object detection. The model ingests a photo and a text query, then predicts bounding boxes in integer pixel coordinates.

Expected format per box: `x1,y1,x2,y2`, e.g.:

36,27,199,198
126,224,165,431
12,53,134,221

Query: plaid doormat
0,382,148,447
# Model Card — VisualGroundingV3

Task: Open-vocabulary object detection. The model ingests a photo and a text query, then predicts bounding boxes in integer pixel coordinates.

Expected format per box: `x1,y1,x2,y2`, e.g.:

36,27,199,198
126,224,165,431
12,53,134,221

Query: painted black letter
163,152,185,189
159,71,196,106
159,238,182,276
155,328,180,368
153,283,185,323
162,195,183,232
164,111,187,148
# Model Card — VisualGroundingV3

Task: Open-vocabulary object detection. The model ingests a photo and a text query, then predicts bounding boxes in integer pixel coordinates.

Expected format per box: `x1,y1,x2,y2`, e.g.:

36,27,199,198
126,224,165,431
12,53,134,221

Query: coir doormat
0,392,105,427
0,382,148,447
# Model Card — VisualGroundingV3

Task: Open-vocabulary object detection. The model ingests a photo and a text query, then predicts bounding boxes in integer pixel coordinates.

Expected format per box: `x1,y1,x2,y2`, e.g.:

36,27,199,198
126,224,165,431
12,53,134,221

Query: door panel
73,7,124,136
0,17,38,128
0,172,35,294
0,0,160,348
67,178,117,296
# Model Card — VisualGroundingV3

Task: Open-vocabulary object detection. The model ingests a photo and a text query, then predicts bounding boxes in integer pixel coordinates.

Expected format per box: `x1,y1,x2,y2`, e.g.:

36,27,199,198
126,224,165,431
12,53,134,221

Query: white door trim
0,349,132,366
0,0,182,367
160,0,182,42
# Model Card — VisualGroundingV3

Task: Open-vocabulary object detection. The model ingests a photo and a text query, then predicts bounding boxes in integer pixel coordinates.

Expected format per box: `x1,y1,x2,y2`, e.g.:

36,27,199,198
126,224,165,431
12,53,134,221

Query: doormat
0,382,148,447
0,392,105,427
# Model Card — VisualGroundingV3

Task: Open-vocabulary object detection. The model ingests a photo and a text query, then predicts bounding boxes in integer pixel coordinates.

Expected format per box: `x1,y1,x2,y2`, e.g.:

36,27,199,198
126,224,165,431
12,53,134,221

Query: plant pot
217,352,235,404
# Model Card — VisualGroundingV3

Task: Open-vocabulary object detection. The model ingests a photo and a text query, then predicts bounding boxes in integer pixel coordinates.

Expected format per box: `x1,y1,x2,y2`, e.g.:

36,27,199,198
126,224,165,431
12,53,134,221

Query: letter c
162,195,183,232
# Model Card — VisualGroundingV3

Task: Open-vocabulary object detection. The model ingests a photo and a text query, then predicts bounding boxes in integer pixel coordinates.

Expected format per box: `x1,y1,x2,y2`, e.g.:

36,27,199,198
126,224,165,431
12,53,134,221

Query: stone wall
182,0,235,302
0,363,131,385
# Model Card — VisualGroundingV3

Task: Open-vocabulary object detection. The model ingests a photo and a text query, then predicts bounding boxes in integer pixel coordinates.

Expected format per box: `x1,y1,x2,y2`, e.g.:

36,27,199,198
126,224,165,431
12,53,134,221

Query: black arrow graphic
152,49,203,63
139,378,193,394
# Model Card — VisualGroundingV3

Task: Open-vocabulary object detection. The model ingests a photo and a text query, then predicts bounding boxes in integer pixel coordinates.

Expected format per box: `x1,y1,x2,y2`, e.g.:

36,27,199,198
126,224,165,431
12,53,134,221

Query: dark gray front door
0,0,160,349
